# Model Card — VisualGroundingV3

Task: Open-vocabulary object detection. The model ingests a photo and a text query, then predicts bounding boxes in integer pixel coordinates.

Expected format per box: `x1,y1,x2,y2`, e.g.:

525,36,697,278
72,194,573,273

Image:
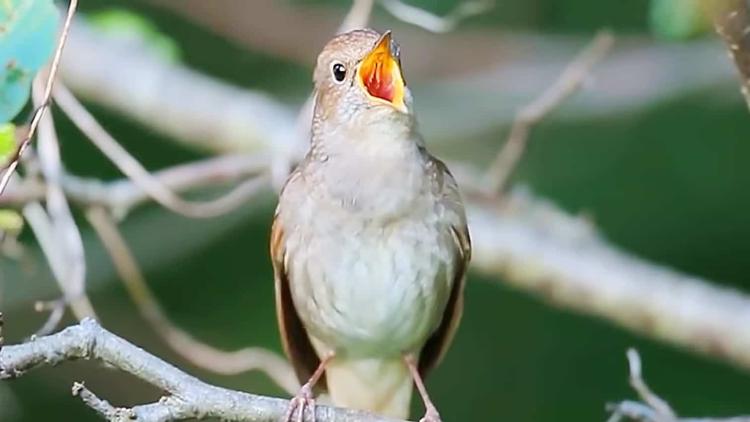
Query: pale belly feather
285,207,454,359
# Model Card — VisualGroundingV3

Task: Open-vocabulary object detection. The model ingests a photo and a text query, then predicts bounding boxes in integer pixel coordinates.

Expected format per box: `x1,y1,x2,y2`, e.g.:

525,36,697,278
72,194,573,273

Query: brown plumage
271,28,471,422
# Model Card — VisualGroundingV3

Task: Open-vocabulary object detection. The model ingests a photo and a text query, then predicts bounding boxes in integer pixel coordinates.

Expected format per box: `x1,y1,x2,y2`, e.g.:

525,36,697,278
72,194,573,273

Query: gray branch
607,349,750,422
0,319,405,422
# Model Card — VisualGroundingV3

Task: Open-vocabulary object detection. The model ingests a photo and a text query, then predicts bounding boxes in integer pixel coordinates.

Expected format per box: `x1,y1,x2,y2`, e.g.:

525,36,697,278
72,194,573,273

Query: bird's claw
419,407,442,422
282,384,316,422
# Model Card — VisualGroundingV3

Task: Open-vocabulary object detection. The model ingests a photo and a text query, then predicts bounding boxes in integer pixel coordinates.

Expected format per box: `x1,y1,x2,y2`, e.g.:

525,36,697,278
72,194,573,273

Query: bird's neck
307,113,429,219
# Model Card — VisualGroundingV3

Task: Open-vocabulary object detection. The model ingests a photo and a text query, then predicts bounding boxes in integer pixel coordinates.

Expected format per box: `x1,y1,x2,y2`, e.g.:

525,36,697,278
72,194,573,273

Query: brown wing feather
270,212,325,389
418,159,472,377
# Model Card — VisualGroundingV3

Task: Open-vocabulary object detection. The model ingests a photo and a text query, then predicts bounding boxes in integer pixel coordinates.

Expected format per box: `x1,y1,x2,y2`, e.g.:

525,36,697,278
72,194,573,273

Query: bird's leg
404,354,442,422
282,352,335,422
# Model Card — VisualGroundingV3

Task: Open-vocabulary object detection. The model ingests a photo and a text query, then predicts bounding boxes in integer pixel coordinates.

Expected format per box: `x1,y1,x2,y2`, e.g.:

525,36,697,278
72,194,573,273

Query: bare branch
52,84,270,218
32,75,95,330
21,201,97,335
0,319,406,422
0,0,78,195
0,154,271,217
714,0,750,110
469,187,750,373
32,299,66,338
86,207,298,394
624,349,676,420
607,349,750,422
72,382,136,421
483,30,614,194
379,0,493,33
338,0,376,33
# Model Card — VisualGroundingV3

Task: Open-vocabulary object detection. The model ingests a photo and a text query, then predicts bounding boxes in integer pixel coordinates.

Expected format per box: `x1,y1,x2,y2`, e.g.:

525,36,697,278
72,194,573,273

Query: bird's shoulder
422,152,471,258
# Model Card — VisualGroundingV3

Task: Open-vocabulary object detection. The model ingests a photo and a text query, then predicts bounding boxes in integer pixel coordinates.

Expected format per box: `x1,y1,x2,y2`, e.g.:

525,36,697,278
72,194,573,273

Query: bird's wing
270,199,324,389
418,157,472,377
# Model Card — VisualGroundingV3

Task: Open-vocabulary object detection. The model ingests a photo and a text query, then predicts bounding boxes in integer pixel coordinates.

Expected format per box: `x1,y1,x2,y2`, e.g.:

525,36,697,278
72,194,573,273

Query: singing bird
271,29,471,422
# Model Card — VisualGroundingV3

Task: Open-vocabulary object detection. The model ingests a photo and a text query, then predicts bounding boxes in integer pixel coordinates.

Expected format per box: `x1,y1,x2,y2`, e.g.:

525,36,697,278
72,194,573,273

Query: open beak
357,31,407,112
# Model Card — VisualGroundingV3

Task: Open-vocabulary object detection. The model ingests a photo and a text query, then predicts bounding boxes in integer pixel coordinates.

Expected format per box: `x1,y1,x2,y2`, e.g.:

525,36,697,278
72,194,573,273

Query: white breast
279,170,456,359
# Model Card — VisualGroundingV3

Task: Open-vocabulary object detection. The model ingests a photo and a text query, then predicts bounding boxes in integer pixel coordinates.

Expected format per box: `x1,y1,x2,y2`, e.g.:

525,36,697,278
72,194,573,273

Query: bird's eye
332,62,346,83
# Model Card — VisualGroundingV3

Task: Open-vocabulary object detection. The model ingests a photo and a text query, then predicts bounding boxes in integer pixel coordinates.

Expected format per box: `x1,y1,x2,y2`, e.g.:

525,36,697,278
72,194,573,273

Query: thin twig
379,0,493,33
606,349,750,422
483,30,614,194
625,349,676,420
52,84,269,218
22,201,97,336
85,206,298,395
72,382,137,421
32,299,67,338
0,319,406,422
0,155,271,217
32,75,96,329
0,0,79,195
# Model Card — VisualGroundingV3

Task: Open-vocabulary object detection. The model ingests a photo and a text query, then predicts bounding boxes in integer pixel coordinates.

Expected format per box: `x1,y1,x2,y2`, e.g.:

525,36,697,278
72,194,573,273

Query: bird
270,28,471,422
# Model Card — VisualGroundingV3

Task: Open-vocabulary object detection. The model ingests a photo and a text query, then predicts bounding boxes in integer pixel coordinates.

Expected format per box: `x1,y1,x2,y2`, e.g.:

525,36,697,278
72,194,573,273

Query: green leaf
650,0,728,39
0,209,23,233
88,9,181,62
0,0,59,122
0,122,14,162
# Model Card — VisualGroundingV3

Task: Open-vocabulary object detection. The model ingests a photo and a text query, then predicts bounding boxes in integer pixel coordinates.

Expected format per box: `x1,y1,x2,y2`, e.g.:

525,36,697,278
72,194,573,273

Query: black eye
332,62,346,82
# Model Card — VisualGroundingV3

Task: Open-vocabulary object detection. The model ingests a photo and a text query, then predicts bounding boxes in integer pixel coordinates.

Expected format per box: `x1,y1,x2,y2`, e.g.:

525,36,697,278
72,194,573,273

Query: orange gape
358,32,405,109
361,53,396,102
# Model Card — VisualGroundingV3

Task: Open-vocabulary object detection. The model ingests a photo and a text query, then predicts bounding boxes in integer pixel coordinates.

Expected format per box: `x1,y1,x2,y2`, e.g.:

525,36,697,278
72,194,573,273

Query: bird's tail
325,357,413,419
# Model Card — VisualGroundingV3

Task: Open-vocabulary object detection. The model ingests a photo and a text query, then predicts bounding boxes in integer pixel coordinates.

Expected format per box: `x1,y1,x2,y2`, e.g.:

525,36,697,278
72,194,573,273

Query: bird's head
313,29,412,128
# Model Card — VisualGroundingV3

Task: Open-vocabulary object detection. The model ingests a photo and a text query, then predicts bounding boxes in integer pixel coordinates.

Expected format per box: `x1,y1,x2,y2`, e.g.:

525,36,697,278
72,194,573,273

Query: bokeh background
2,0,750,420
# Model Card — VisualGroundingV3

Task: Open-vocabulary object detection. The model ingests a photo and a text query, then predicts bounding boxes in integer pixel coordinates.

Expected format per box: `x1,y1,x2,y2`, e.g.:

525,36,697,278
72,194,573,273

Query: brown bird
271,28,471,422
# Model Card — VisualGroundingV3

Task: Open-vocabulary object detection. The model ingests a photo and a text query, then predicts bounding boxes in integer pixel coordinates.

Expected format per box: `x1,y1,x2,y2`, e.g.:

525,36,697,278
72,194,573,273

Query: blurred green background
2,0,750,421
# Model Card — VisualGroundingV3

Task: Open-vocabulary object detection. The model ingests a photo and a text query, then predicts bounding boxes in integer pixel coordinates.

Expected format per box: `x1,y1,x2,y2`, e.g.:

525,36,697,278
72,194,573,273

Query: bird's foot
281,383,316,422
419,406,443,422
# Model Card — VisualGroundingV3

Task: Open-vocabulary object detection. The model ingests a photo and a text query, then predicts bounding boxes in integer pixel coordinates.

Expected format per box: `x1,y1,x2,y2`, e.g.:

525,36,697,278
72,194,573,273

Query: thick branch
469,189,750,371
0,319,405,422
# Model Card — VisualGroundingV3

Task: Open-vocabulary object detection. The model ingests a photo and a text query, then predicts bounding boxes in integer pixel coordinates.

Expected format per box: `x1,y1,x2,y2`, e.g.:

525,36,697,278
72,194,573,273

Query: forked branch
0,319,404,422
607,349,750,422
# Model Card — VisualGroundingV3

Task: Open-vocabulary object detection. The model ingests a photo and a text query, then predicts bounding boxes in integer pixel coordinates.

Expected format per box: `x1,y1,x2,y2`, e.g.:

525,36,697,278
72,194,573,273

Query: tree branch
469,187,750,372
52,83,269,219
85,206,298,394
483,30,614,194
31,75,96,334
607,349,750,422
0,154,271,217
378,0,493,33
0,319,405,422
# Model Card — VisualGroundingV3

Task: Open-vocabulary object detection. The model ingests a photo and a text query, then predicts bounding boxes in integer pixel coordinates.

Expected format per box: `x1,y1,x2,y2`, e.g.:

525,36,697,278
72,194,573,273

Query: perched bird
271,28,471,422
